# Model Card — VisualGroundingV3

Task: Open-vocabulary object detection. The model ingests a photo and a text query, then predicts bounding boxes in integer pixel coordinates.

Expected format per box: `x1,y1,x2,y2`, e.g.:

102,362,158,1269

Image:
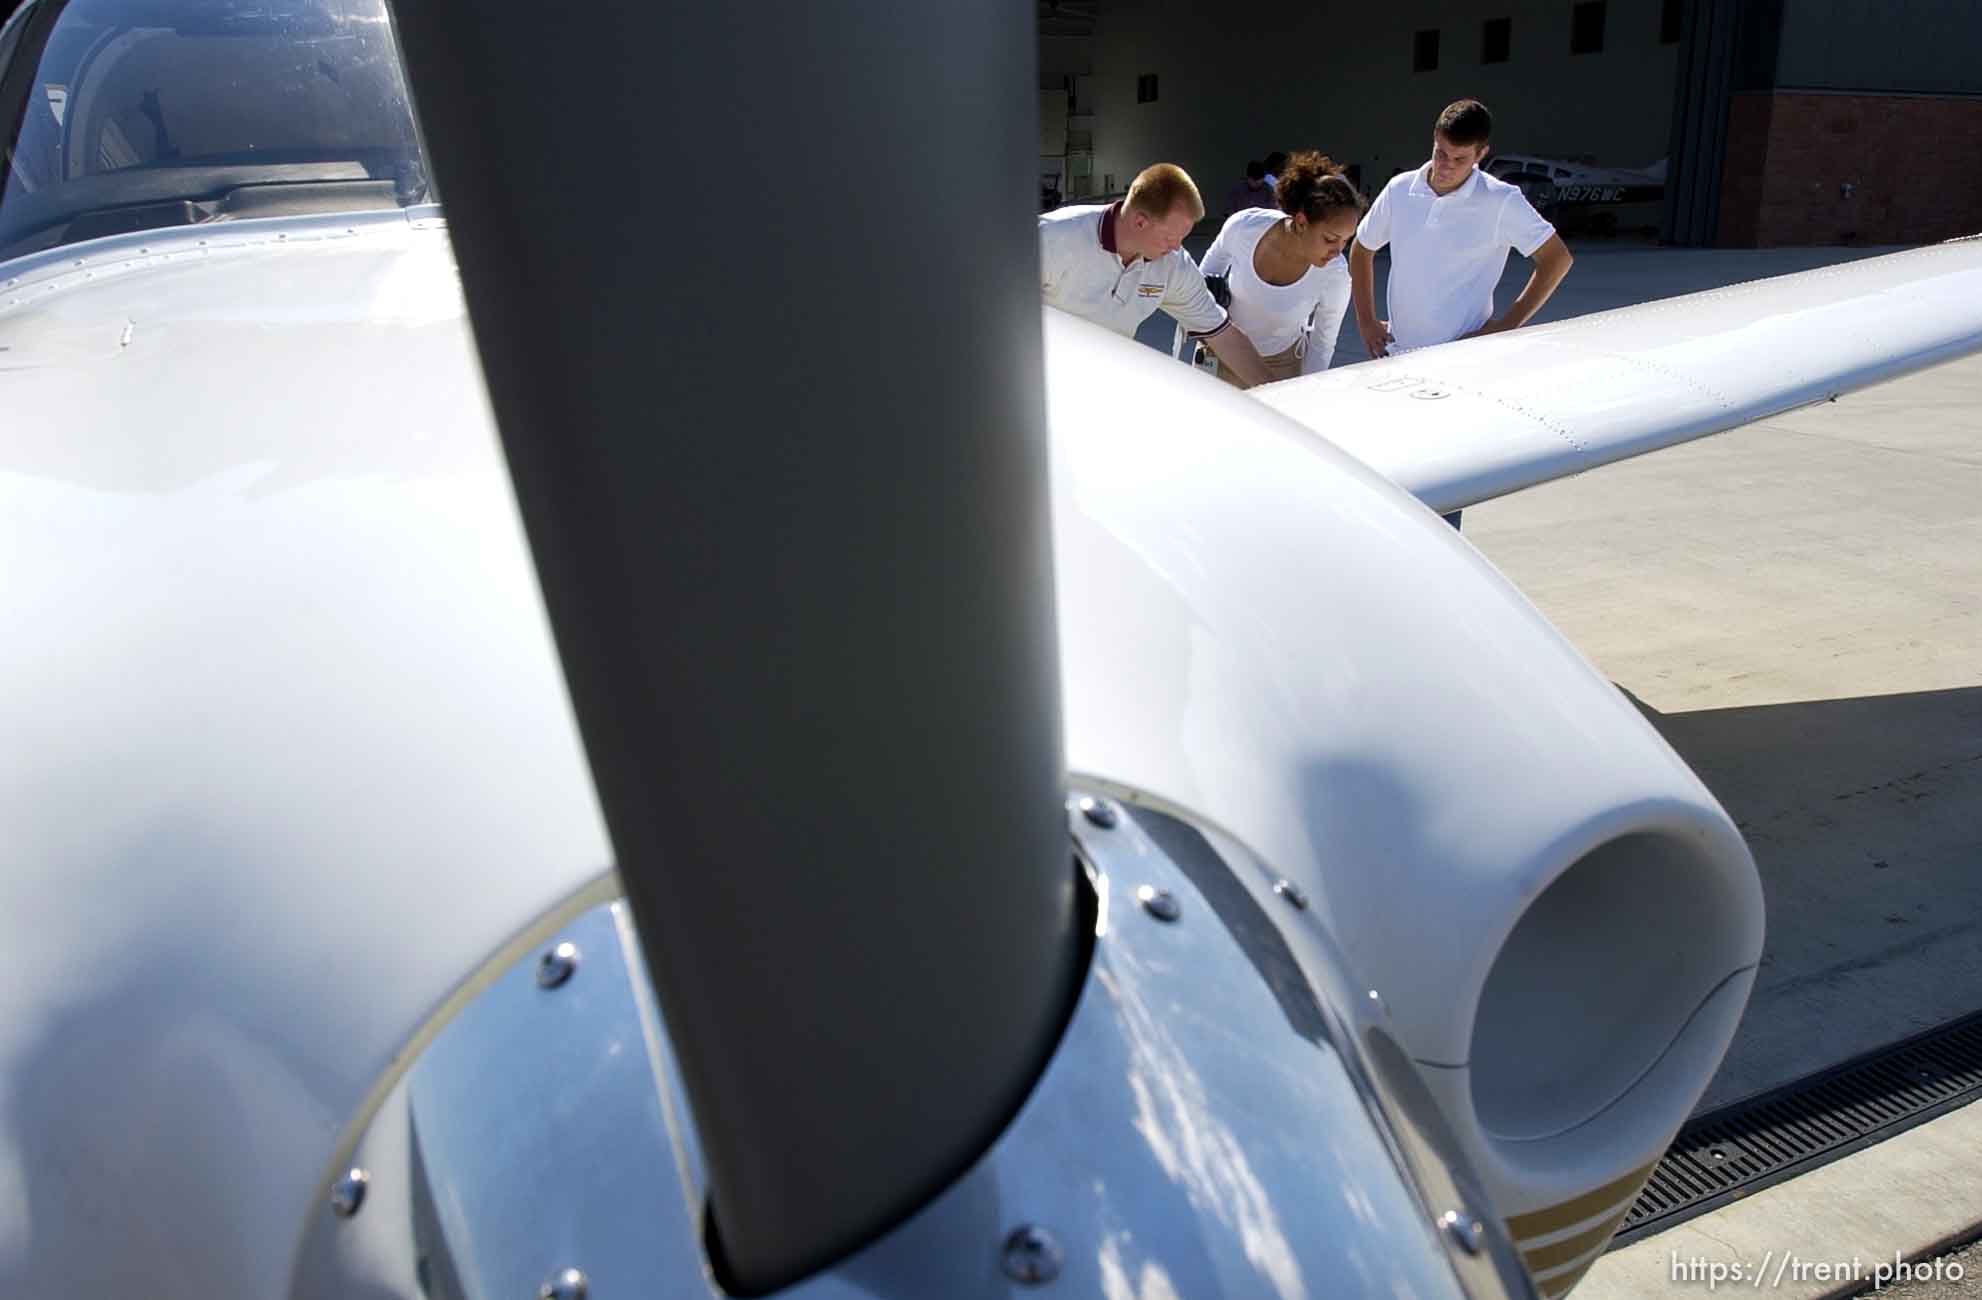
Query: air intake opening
1471,831,1755,1142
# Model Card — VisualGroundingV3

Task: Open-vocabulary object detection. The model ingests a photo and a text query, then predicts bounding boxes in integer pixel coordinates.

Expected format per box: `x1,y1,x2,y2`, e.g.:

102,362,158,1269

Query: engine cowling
1047,312,1765,1295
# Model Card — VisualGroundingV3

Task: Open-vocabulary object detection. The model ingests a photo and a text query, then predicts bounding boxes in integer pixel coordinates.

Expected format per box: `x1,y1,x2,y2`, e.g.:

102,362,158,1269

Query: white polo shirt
1039,202,1229,339
1354,163,1556,350
1199,207,1352,369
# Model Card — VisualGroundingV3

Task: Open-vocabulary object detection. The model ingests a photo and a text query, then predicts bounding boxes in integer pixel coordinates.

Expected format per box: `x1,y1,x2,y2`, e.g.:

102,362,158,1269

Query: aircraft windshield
0,0,428,263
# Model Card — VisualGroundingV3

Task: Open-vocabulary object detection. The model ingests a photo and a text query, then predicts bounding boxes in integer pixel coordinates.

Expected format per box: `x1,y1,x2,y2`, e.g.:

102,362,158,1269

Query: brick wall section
1719,92,1982,246
1717,94,1777,247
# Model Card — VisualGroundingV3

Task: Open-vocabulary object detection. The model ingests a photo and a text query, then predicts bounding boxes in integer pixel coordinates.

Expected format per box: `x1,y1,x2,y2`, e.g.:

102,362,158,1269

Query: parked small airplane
1485,153,1668,206
3,0,1979,1297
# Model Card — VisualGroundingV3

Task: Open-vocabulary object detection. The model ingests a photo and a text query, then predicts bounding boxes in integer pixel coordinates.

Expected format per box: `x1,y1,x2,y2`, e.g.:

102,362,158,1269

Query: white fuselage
1,210,1758,1296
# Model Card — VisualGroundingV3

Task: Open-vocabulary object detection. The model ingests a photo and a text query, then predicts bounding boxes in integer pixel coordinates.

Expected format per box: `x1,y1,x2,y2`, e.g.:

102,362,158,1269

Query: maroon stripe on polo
1099,201,1122,254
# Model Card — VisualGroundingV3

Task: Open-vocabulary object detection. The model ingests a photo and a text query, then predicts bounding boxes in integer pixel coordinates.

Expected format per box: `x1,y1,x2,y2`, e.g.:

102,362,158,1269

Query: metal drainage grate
1612,1009,1982,1248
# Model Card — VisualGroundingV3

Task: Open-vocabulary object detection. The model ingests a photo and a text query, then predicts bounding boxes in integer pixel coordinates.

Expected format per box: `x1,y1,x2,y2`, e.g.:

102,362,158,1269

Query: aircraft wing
1252,237,1982,515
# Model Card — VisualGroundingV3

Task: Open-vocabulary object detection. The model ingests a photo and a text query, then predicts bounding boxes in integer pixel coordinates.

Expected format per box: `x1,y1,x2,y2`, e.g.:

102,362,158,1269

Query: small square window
1482,17,1511,63
1571,1,1606,54
1413,28,1440,73
1136,72,1158,104
1661,0,1684,44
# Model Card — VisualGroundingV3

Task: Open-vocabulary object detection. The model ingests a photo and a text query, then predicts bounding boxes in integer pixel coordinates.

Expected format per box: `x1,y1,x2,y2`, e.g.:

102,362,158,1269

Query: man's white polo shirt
1039,202,1229,339
1354,163,1555,350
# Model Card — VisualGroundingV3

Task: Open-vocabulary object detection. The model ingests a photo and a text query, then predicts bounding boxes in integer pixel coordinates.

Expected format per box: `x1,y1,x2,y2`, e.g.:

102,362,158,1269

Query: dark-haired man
1226,160,1276,219
1348,98,1573,526
1262,151,1288,194
1040,162,1273,387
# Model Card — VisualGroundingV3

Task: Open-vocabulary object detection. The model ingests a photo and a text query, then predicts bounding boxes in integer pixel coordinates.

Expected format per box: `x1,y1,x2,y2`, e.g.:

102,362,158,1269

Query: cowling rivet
330,1168,368,1219
1136,885,1180,922
1001,1224,1063,1284
538,941,580,989
1077,796,1119,829
1440,1209,1484,1256
538,1267,588,1299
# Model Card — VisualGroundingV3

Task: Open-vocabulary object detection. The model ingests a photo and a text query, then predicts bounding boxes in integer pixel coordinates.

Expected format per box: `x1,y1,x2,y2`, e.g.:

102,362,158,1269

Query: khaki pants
1215,338,1304,388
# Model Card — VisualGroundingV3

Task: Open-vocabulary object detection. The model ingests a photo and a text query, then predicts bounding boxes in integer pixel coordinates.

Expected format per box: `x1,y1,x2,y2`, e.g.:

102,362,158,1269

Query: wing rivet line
1000,1224,1065,1284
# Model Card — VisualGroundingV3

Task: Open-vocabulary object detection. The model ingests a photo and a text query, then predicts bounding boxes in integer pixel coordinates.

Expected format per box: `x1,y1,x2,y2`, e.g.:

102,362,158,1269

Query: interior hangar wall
1087,0,1680,209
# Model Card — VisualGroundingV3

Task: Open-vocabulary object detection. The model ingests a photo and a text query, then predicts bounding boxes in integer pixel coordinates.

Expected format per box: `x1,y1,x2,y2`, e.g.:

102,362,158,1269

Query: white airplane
3,0,1980,1297
1483,153,1667,208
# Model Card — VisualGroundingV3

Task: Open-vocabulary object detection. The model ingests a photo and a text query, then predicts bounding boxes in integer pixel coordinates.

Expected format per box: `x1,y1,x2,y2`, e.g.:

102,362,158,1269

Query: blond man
1039,164,1272,387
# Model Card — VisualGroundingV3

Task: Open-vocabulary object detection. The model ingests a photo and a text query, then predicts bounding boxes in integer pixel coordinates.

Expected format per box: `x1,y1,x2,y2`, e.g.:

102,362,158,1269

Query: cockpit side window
1,0,429,263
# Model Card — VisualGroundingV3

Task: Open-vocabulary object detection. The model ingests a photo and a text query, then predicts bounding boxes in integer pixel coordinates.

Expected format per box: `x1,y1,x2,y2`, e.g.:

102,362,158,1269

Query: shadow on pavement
1621,684,1982,1110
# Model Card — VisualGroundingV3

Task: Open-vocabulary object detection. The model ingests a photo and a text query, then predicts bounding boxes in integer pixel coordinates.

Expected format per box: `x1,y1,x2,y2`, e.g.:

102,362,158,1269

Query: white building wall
1089,0,1680,209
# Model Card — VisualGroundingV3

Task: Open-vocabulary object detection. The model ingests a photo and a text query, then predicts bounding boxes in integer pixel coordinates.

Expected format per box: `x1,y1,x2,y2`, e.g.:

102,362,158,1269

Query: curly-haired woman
1197,151,1366,385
